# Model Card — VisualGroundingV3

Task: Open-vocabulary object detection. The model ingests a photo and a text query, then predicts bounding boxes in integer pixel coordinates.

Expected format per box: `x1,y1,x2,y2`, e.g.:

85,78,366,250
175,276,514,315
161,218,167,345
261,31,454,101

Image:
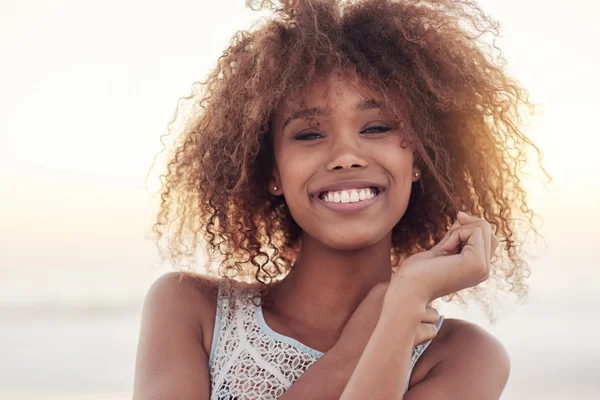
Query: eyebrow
281,98,382,129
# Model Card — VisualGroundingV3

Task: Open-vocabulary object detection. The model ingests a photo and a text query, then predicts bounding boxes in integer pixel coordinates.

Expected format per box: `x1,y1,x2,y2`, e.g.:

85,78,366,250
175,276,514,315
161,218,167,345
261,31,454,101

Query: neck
265,233,393,333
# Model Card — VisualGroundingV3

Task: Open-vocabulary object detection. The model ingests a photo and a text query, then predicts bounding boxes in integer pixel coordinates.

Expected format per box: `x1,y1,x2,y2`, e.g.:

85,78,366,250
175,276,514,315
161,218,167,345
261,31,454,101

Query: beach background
1,0,599,399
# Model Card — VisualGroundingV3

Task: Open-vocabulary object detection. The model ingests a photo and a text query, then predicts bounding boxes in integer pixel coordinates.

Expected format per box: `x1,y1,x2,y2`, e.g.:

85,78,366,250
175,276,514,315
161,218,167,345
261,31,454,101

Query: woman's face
270,75,419,251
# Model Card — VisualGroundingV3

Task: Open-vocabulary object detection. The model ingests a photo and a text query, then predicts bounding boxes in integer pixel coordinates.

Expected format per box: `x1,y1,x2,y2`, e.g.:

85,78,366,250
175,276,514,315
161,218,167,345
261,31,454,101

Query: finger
423,306,440,324
491,234,500,258
441,224,486,264
403,240,449,266
435,218,463,252
462,226,487,269
406,217,495,269
476,221,492,263
425,226,490,300
415,323,439,345
448,217,463,231
452,214,493,262
456,211,480,225
435,211,475,254
457,212,490,256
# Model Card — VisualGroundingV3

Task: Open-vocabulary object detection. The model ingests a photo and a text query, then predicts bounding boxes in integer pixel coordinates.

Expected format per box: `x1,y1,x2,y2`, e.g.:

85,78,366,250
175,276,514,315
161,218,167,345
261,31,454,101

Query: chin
319,229,387,252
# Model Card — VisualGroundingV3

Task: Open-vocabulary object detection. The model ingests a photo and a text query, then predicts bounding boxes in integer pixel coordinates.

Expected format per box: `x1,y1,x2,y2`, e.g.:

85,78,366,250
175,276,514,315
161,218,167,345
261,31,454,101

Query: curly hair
152,0,547,305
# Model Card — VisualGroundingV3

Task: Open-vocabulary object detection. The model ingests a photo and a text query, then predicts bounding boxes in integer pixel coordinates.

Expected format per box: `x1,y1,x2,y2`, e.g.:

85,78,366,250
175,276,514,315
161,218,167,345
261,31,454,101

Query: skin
263,74,421,351
133,74,510,400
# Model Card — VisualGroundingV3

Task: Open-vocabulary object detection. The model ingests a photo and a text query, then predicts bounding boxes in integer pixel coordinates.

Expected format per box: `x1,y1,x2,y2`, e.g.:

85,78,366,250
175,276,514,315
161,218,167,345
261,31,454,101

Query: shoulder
141,271,221,353
436,318,509,359
407,318,510,399
145,271,219,305
141,272,262,346
133,272,222,399
144,271,220,315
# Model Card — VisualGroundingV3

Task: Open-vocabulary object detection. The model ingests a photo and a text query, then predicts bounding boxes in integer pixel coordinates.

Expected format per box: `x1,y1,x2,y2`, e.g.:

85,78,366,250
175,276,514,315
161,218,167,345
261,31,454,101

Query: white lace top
208,281,444,400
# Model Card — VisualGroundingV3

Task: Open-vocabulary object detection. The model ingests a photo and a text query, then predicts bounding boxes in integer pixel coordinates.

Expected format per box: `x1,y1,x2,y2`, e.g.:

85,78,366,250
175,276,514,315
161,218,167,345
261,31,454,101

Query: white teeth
341,191,350,203
321,188,379,203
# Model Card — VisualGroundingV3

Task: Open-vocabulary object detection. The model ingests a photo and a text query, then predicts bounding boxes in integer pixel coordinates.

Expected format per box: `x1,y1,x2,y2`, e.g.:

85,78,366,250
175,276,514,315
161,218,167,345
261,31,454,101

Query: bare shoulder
146,270,220,299
406,318,510,400
435,318,509,358
144,271,221,352
148,271,218,311
133,271,221,400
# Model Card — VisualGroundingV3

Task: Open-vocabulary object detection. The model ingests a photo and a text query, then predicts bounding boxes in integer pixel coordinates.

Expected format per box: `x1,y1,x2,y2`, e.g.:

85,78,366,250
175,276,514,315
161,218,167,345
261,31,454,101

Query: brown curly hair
152,0,547,304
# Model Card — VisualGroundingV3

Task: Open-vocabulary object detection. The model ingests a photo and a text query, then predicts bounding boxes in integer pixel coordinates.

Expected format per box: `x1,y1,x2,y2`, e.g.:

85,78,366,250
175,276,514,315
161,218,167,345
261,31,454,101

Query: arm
279,284,439,400
276,346,359,399
339,289,424,399
340,305,510,400
133,272,216,400
341,213,507,399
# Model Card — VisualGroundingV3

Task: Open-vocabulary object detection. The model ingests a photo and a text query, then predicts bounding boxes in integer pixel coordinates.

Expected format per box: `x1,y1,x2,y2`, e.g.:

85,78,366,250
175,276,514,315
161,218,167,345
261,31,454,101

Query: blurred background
1,0,598,399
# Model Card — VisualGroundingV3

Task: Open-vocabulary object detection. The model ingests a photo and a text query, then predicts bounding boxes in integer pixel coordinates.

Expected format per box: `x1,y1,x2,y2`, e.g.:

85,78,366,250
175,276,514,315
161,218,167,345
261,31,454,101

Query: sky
1,0,599,301
0,0,599,398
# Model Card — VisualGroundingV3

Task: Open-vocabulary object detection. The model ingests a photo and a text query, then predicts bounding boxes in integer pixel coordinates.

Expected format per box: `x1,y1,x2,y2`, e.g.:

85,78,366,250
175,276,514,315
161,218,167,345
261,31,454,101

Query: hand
390,211,500,304
334,212,496,360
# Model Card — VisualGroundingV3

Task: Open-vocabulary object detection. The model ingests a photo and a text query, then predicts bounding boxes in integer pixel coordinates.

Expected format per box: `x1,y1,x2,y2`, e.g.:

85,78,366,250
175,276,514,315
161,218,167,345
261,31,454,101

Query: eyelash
293,124,392,141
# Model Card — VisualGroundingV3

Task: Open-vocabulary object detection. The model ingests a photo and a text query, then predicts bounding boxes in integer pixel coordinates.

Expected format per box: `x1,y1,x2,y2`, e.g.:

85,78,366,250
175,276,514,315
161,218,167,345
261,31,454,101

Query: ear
411,167,422,182
268,168,282,196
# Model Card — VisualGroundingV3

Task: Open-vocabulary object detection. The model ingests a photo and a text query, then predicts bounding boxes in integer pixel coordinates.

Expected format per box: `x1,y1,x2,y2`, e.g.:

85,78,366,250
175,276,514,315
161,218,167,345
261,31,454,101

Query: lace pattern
209,281,443,399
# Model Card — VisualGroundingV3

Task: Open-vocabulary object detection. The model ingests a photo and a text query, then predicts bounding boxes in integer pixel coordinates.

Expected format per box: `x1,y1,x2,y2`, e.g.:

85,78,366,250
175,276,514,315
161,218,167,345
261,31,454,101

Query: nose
325,135,368,172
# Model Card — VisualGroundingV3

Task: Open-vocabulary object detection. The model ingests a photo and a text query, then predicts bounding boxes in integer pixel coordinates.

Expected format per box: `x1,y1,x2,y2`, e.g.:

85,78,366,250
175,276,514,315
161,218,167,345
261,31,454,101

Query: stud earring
273,186,278,191
413,171,420,178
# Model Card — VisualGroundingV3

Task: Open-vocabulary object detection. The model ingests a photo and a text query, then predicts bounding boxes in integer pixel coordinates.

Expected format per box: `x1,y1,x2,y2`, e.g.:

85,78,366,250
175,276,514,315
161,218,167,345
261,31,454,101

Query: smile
314,185,384,213
319,187,380,203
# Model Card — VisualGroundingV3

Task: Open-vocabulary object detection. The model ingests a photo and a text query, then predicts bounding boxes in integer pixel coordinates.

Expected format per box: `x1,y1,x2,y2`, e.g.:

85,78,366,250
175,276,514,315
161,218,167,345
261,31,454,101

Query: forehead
275,74,382,120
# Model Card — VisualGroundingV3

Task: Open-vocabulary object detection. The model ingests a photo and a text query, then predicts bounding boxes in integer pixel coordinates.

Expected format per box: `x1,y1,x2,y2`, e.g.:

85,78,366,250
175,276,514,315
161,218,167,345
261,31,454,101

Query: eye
293,131,323,141
360,124,392,134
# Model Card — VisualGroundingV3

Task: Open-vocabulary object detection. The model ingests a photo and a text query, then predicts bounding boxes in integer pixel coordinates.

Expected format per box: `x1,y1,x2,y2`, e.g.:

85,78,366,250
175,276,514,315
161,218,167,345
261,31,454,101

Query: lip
310,179,386,214
314,191,383,213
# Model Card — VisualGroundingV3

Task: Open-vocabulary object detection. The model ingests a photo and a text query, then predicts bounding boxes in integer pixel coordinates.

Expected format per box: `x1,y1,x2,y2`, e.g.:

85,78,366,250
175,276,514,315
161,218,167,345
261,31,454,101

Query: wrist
380,284,428,327
388,272,433,308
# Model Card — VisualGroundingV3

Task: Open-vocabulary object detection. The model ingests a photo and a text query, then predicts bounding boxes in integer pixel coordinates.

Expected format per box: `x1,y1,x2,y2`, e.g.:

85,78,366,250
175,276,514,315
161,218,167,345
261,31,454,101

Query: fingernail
458,211,468,217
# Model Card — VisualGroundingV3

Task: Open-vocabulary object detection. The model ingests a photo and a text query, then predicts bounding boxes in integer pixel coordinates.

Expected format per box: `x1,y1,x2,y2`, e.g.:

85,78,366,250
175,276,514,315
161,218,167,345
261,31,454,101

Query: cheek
277,147,320,188
379,140,414,177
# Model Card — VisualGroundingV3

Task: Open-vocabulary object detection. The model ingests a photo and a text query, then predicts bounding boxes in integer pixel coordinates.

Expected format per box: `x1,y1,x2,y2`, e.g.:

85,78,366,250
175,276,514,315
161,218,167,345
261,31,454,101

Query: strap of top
208,280,226,369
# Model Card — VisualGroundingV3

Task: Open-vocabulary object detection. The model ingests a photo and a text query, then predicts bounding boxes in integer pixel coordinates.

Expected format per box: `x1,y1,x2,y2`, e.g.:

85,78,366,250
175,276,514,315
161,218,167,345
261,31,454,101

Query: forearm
278,346,358,400
339,294,424,400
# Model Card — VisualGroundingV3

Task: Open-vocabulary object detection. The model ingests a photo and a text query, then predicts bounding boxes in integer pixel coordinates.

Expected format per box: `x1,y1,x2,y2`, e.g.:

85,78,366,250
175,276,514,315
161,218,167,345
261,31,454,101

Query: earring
273,186,278,191
413,171,420,178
